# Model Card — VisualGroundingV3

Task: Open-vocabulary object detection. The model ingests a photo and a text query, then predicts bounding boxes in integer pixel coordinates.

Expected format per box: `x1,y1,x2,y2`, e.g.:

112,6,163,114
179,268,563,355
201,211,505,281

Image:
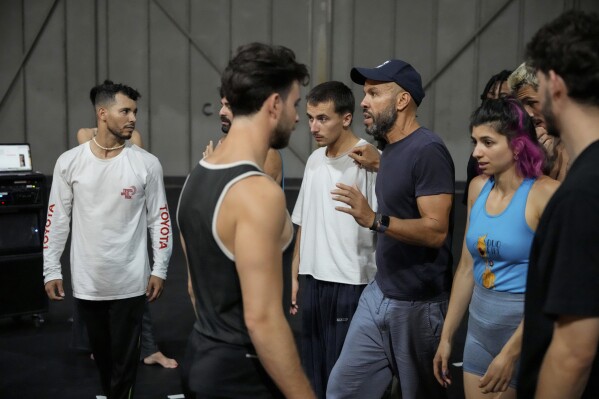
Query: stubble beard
542,88,560,138
365,103,398,143
220,116,231,134
271,116,294,150
108,124,132,141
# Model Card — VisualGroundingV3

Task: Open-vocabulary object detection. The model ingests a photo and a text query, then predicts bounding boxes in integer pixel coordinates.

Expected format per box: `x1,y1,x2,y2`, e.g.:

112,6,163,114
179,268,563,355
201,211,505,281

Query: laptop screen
0,143,33,172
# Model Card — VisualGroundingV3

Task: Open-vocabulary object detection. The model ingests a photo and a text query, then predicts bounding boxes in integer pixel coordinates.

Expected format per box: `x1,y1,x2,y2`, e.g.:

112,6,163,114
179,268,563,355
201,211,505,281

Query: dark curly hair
526,10,599,107
221,43,309,117
480,70,512,101
89,80,141,107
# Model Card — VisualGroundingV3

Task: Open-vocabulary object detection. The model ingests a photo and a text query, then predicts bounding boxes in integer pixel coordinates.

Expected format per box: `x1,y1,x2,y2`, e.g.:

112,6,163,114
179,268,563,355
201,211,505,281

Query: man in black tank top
177,43,315,399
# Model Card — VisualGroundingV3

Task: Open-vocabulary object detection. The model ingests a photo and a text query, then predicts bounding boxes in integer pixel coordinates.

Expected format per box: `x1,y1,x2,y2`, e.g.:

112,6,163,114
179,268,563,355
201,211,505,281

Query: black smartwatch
377,214,390,233
369,213,390,233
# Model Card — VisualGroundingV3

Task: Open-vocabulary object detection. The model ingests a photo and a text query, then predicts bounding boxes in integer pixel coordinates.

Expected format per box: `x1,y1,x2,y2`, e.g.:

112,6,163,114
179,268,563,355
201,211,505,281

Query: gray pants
327,280,448,399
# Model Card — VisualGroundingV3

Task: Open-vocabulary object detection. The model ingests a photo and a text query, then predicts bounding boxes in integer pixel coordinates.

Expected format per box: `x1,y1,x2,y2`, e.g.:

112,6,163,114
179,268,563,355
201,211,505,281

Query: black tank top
177,160,265,347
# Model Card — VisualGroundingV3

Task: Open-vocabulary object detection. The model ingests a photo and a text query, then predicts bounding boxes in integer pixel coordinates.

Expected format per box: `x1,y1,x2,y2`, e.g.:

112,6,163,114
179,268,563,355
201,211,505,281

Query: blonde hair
507,62,538,93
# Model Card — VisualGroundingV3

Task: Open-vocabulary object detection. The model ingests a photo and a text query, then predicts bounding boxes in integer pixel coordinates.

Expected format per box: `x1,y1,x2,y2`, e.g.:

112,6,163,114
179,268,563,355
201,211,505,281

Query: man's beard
221,116,231,134
542,88,560,138
108,124,133,140
365,103,398,142
270,113,294,150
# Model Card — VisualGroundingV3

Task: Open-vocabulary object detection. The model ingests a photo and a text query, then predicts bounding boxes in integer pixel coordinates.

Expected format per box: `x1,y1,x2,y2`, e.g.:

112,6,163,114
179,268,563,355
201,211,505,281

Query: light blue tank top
466,177,536,293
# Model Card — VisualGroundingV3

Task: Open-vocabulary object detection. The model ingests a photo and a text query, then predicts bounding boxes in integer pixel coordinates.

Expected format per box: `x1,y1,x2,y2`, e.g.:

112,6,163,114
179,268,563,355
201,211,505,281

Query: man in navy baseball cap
350,59,425,106
327,58,454,399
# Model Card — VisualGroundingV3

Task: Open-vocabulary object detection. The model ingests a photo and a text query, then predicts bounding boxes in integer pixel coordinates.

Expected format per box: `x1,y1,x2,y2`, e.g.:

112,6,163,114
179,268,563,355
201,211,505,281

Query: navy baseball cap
351,59,425,106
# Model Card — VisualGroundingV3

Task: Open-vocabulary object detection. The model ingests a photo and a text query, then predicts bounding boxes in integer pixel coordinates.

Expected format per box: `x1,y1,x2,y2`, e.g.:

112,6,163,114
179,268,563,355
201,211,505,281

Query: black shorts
181,329,283,399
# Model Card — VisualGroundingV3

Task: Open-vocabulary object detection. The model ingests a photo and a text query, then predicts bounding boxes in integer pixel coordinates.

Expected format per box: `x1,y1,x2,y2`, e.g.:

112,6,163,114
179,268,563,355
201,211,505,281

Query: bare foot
143,351,178,368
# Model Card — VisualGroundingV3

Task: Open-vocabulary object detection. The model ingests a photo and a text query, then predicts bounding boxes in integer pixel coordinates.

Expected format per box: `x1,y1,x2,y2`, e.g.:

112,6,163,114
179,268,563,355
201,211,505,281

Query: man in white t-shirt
290,81,377,398
43,80,172,399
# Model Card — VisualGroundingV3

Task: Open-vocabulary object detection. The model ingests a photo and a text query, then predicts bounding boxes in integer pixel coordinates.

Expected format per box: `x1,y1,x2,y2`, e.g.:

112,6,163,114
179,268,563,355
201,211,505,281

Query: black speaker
0,253,47,318
0,172,48,319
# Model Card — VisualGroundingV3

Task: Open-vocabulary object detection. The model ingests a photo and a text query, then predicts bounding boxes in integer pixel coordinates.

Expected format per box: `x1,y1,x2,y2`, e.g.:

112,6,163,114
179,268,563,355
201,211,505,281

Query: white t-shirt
43,142,172,300
292,139,377,285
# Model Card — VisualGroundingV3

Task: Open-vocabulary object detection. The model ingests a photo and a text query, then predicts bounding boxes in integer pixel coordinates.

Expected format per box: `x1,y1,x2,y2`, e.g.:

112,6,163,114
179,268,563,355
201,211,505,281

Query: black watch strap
369,213,379,231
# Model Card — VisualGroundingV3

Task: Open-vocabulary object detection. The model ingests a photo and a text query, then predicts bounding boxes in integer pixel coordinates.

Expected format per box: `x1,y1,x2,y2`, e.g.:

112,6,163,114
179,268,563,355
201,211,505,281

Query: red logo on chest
121,186,137,199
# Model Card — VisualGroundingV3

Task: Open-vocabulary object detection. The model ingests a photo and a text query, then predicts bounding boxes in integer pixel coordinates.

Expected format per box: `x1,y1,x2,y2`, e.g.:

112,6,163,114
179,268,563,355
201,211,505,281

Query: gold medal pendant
482,267,495,289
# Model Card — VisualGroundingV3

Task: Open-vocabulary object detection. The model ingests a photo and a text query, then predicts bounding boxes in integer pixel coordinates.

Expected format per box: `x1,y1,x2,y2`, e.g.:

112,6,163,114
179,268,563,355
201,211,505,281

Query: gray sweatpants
327,280,448,399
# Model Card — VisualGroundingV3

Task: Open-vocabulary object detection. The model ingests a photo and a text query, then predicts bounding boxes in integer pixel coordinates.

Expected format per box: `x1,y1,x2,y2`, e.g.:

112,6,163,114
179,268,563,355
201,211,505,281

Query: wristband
369,213,379,231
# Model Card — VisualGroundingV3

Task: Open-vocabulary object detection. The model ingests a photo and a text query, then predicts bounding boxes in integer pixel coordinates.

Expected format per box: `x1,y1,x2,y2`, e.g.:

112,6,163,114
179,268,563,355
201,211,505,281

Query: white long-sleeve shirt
43,142,172,300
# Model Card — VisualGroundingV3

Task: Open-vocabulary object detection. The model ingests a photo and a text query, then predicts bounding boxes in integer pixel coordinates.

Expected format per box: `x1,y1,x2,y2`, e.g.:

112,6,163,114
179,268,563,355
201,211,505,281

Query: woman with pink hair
433,97,559,398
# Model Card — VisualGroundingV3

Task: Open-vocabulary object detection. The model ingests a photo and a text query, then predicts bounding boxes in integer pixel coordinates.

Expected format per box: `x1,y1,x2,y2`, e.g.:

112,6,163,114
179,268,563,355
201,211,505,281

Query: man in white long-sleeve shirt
43,80,172,399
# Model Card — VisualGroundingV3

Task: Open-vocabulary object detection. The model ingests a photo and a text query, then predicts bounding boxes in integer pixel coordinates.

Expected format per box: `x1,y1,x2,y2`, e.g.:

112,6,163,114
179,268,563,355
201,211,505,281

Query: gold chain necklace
92,137,125,151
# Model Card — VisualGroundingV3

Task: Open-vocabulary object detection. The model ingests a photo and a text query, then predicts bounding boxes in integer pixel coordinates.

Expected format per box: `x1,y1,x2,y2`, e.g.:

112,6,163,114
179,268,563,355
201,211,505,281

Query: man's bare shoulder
264,149,283,184
76,128,95,144
229,174,285,210
532,175,560,196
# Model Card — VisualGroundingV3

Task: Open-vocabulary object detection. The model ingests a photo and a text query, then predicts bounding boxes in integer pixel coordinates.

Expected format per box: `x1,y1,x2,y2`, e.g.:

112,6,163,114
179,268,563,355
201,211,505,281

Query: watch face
376,214,389,233
381,215,390,227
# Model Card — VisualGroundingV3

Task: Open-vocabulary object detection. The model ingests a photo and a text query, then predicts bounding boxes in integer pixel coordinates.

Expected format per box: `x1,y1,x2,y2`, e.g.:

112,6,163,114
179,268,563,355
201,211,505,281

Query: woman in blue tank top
433,98,559,399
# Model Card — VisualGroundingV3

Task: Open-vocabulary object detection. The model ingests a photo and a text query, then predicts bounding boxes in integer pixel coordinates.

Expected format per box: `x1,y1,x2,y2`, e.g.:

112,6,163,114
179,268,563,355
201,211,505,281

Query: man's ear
342,112,352,128
549,70,567,103
396,91,411,112
97,106,107,122
266,92,282,119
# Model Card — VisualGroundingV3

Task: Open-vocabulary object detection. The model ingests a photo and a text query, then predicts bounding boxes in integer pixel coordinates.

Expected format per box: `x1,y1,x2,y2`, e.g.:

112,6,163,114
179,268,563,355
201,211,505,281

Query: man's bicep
553,315,599,358
233,185,286,314
416,193,452,230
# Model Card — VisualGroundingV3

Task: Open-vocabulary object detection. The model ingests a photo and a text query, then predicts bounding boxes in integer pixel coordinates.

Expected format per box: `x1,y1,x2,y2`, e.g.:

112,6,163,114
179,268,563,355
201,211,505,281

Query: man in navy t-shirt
327,59,454,399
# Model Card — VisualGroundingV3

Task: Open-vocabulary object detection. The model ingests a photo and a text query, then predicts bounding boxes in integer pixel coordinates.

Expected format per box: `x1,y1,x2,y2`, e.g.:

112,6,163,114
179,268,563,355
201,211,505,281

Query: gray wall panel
331,0,354,84
396,1,437,131
522,0,566,44
350,0,395,137
189,50,221,168
107,0,150,143
95,0,109,82
231,0,271,48
189,1,230,167
476,0,519,98
149,0,190,175
0,0,24,105
353,1,395,66
274,0,312,165
0,0,25,143
65,0,96,148
190,0,231,72
0,84,25,144
24,0,67,173
437,48,477,176
1,0,597,178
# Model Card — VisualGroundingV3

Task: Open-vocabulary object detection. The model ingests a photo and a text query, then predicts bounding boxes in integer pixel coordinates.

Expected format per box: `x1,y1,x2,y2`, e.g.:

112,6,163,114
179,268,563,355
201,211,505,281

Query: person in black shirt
518,10,599,399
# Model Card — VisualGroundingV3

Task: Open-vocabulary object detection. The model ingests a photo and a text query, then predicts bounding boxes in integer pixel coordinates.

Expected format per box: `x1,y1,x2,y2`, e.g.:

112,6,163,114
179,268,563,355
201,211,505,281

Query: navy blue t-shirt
374,127,455,300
